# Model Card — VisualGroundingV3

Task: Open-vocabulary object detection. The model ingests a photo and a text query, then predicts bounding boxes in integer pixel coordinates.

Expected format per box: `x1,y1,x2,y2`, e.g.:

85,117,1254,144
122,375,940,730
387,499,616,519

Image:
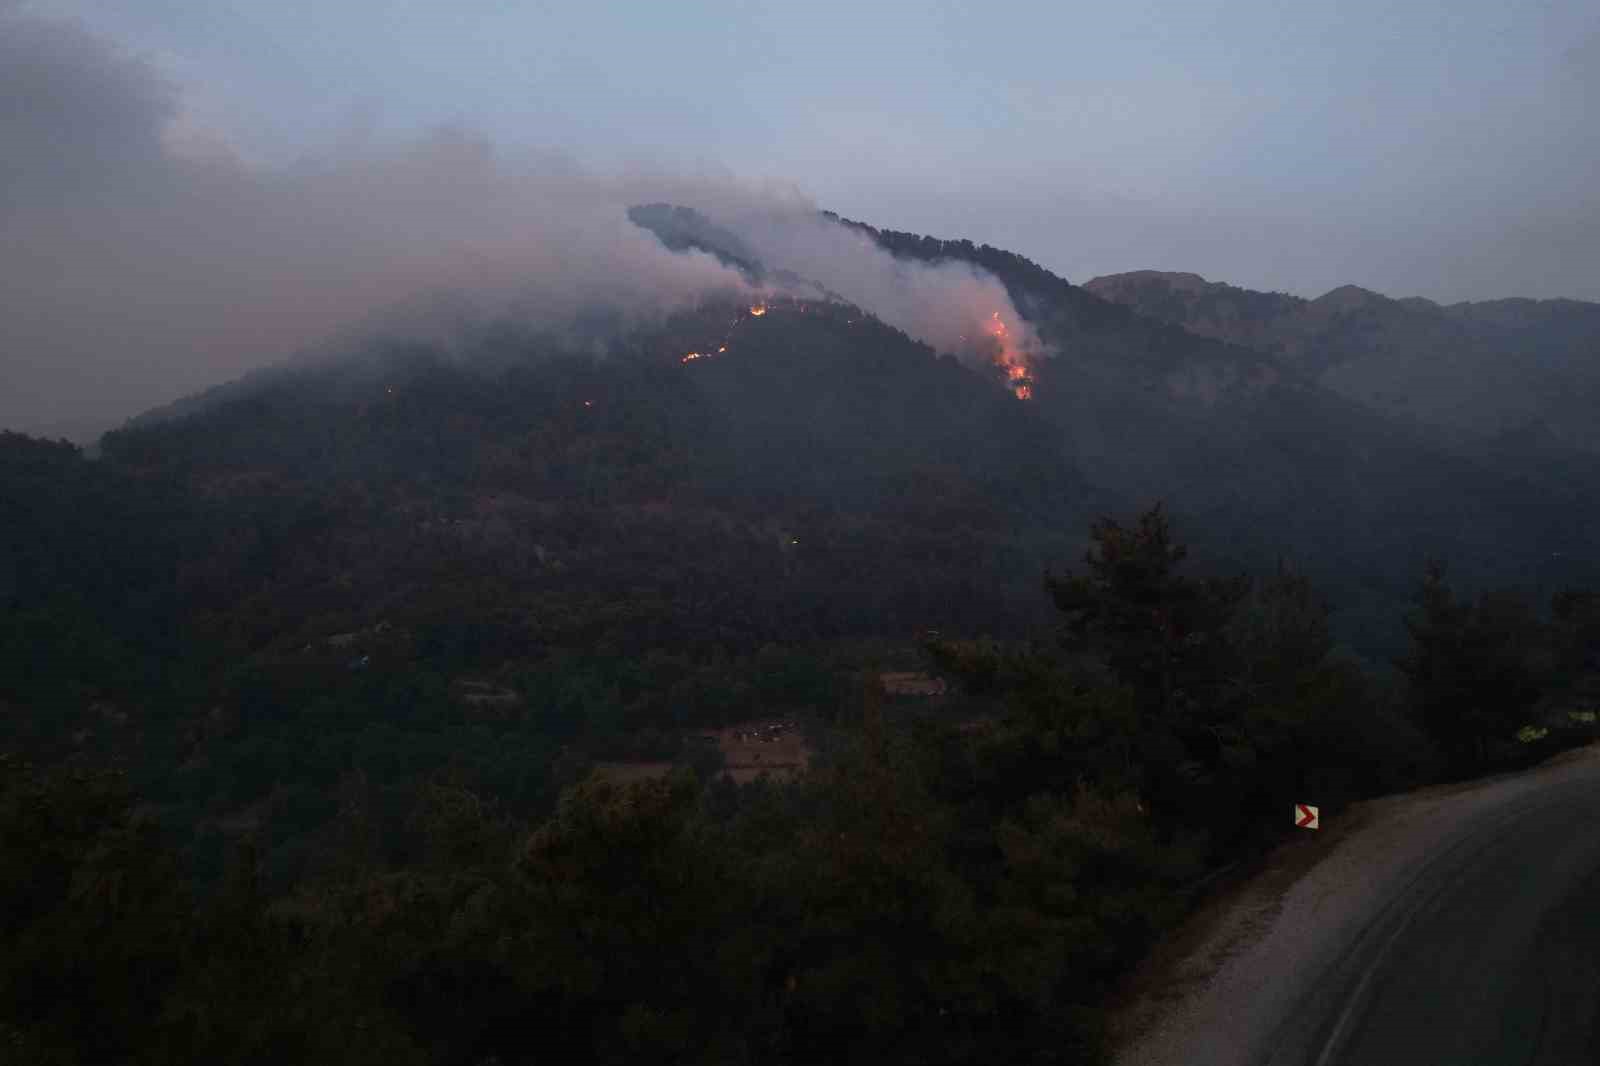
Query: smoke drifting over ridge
0,7,752,435
0,5,1040,436
707,204,1044,375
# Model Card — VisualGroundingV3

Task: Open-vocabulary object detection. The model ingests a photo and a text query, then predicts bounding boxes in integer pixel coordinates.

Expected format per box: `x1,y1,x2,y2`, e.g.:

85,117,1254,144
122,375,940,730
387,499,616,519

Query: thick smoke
634,177,1044,366
0,7,751,436
739,210,1042,366
0,6,1042,437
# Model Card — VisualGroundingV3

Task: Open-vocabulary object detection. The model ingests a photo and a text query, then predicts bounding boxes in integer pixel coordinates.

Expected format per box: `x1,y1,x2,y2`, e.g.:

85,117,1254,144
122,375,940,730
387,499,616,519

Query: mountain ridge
79,205,1600,664
1085,268,1600,453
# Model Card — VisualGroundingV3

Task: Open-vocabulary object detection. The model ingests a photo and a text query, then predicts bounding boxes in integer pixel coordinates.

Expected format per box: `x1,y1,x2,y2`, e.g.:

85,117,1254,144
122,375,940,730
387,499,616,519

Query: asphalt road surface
1115,745,1600,1066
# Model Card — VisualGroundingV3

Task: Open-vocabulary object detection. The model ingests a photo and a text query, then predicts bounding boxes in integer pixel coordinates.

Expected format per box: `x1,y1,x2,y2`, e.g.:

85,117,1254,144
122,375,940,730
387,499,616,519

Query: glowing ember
681,352,705,363
749,304,767,316
718,345,727,353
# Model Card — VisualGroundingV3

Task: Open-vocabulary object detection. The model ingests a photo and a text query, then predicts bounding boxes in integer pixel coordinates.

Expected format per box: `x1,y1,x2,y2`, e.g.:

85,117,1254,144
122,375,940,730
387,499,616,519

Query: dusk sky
4,0,1598,432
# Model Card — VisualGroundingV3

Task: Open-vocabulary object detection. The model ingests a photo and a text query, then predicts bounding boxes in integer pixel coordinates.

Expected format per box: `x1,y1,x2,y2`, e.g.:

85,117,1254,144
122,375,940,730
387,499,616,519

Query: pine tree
1398,562,1543,767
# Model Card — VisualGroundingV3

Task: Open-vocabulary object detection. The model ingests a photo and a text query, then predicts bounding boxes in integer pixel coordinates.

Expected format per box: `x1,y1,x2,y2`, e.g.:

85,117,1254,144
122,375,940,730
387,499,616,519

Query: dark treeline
5,482,1597,1062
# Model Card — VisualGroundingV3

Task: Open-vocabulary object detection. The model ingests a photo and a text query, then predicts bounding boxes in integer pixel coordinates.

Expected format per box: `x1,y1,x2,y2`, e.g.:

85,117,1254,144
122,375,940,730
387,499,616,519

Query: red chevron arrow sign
1295,803,1320,830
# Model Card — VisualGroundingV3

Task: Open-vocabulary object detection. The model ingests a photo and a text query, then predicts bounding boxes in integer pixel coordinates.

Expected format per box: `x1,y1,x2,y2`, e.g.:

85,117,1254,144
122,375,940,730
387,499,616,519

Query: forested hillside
5,293,1102,894
6,460,1597,1062
4,213,1598,1064
808,215,1600,631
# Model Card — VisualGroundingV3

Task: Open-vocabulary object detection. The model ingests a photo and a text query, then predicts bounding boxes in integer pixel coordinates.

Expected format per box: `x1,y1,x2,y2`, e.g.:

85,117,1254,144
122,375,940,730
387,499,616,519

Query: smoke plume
0,5,1039,436
630,179,1044,367
0,6,758,435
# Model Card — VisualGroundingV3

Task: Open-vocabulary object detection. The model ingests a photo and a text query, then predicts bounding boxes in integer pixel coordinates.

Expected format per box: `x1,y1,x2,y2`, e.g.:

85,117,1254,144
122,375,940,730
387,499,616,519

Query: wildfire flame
984,310,1033,400
683,299,781,367
681,345,732,365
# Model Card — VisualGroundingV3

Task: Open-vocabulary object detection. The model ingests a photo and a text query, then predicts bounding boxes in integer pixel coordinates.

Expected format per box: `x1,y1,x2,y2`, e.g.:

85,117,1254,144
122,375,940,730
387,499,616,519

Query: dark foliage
4,209,1595,1060
3,485,1590,1063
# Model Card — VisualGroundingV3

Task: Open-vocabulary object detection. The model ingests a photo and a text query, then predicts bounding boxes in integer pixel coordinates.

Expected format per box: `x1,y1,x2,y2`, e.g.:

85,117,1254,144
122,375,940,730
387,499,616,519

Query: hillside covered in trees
4,213,1599,1064
639,208,1600,630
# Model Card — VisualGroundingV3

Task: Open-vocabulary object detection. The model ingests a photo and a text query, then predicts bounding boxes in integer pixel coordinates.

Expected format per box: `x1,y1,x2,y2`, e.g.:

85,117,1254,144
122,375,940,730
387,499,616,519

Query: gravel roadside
1110,743,1600,1066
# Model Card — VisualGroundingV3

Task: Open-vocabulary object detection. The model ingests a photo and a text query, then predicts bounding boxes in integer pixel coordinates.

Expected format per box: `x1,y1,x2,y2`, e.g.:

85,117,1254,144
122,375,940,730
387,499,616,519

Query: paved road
1116,746,1600,1066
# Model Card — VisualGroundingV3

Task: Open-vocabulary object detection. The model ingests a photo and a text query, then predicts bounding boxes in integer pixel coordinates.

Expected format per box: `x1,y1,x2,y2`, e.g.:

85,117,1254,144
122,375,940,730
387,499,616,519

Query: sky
3,0,1597,433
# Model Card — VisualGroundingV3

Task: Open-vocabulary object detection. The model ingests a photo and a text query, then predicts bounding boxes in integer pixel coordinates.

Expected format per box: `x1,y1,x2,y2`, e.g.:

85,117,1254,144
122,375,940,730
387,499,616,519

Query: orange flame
749,304,767,317
984,310,1032,400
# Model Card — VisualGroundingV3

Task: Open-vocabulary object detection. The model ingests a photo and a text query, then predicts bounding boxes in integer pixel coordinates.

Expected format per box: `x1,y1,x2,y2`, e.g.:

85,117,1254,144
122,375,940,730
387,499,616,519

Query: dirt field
588,720,813,788
705,719,810,783
590,761,675,785
879,671,947,697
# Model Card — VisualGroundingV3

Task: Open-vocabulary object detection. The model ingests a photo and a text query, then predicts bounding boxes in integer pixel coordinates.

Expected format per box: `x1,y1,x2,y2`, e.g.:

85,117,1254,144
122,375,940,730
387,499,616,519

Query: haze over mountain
1085,270,1600,453
67,194,1594,678
5,0,1597,646
5,1,1599,437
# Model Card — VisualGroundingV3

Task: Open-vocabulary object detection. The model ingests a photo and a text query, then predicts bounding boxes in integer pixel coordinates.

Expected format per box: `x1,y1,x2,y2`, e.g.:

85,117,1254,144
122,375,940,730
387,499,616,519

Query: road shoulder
1109,743,1600,1066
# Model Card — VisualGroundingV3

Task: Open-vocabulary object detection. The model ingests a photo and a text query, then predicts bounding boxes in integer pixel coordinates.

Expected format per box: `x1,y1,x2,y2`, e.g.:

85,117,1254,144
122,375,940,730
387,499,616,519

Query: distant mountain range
1084,270,1600,454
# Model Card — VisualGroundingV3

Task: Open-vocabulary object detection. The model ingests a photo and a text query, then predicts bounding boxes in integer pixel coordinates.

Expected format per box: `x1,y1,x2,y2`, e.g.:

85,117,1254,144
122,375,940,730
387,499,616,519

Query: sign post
1295,803,1320,830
